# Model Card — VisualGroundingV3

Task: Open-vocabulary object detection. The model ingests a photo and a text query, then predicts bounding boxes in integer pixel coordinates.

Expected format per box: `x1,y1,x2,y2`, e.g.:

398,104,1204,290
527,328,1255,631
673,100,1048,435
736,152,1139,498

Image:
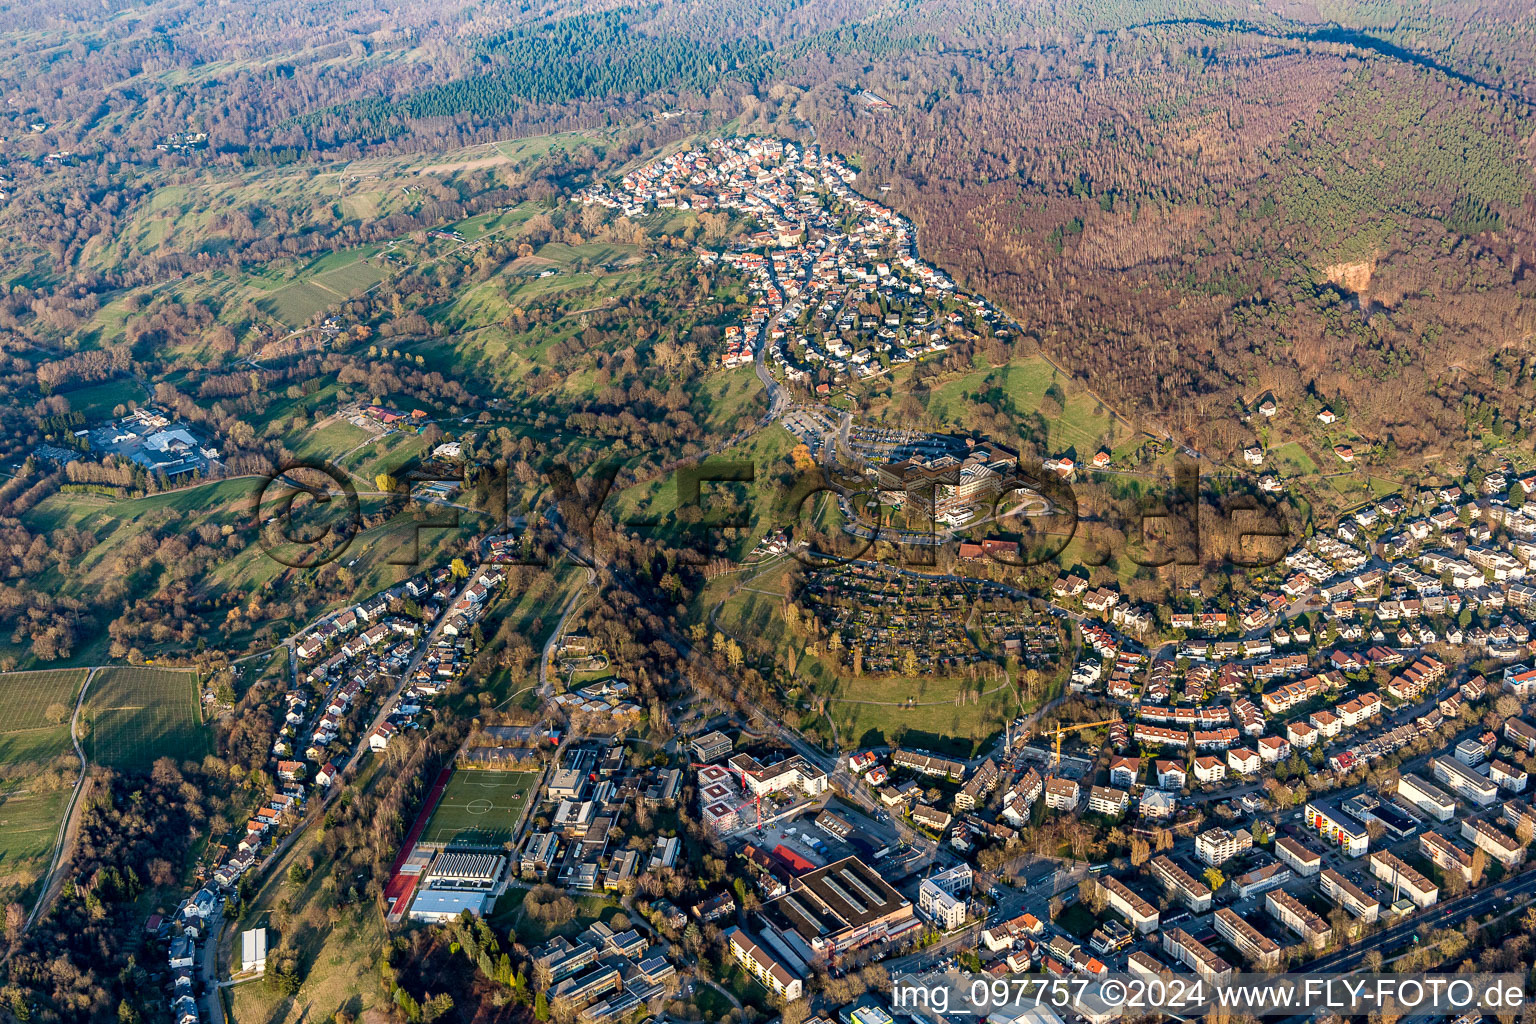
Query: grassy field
83,667,210,772
712,561,1018,755
420,768,540,847
0,669,87,904
56,378,147,419
924,355,1130,457
229,823,389,1024
0,787,70,902
0,670,86,767
609,421,799,555
1269,440,1319,478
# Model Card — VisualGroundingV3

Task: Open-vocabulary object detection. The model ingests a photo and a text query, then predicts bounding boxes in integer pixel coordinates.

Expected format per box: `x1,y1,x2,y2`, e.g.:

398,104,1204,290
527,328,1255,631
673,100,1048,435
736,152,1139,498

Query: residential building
1227,747,1261,775
1370,851,1438,908
1100,875,1159,934
1214,906,1281,970
1461,819,1525,868
1044,777,1080,811
724,927,802,1001
954,759,1000,811
1489,759,1528,793
1231,861,1292,899
890,749,967,780
1163,927,1234,984
1431,756,1498,806
1419,832,1475,883
1192,756,1226,784
917,864,972,930
1266,890,1331,949
1194,826,1253,866
1305,800,1370,857
1108,756,1139,788
1087,786,1129,816
1397,773,1456,821
1275,836,1321,877
690,730,734,763
1147,855,1212,912
1320,868,1380,923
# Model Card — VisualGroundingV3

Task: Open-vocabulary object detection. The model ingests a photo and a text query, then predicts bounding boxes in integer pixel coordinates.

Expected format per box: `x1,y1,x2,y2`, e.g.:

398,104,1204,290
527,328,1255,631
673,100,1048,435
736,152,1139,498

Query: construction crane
1041,719,1120,771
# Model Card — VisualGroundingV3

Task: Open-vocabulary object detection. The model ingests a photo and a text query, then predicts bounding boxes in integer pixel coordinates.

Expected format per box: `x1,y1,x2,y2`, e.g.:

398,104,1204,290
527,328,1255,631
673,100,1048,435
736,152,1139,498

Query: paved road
1304,863,1536,973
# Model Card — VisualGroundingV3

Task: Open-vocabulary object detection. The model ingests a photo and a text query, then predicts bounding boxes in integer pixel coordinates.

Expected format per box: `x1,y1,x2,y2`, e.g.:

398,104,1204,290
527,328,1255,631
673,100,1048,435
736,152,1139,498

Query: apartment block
1275,836,1321,876
1320,868,1380,923
1397,773,1456,821
1370,851,1438,908
1195,826,1253,866
1100,875,1159,934
1419,831,1475,882
1266,889,1332,950
1044,777,1080,810
1305,800,1370,858
1163,927,1235,984
1461,819,1525,868
1489,759,1528,794
1087,786,1130,817
724,927,802,1001
1231,861,1291,900
1147,855,1212,912
1431,756,1498,807
1213,908,1280,970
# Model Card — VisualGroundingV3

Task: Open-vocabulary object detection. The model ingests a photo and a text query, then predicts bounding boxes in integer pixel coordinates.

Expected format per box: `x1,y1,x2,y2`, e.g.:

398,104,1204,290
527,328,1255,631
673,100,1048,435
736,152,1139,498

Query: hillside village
135,139,1536,1024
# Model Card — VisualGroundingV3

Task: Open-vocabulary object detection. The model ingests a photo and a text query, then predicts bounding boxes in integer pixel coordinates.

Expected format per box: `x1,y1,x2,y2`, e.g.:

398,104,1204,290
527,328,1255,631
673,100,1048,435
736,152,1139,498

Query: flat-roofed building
521,832,560,876
1370,851,1438,908
1099,875,1159,934
1397,773,1456,821
1266,889,1331,949
1461,819,1525,868
728,752,830,799
760,855,920,957
690,730,734,763
1505,717,1536,754
1163,926,1234,984
1431,756,1498,807
1305,800,1370,858
917,863,972,930
1320,868,1380,923
1214,907,1280,970
724,927,802,1001
1275,836,1321,876
548,768,587,801
1194,826,1253,866
1147,855,1212,912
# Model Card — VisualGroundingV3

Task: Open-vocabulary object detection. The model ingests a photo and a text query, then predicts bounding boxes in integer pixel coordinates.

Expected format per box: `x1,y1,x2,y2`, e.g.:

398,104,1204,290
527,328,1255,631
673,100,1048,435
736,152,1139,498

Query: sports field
84,667,211,772
420,769,540,847
0,670,87,768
